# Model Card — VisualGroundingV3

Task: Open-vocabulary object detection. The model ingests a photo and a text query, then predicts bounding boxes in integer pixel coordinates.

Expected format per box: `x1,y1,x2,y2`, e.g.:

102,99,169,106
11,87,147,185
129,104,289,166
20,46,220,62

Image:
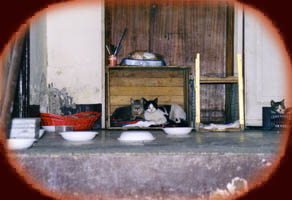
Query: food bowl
118,131,155,142
7,138,36,150
42,126,55,132
59,131,98,142
162,127,193,136
39,129,45,138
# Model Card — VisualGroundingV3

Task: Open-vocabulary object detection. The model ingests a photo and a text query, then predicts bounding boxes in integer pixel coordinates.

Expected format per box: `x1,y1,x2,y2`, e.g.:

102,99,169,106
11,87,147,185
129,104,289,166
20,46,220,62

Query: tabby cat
111,98,144,121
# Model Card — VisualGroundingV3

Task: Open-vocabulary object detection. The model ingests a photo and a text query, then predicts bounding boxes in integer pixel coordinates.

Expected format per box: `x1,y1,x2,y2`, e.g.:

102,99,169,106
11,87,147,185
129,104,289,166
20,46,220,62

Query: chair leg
195,53,200,131
237,54,245,130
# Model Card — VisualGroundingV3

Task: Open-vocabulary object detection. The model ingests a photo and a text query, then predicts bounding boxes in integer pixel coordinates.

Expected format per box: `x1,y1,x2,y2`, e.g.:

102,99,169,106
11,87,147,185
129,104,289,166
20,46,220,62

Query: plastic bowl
39,129,45,138
118,131,155,142
60,131,98,142
162,127,193,136
7,138,36,150
42,126,55,132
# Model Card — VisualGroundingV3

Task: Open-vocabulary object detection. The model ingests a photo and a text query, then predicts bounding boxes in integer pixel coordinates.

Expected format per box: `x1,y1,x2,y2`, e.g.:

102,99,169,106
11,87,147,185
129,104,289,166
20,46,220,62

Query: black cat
142,97,188,127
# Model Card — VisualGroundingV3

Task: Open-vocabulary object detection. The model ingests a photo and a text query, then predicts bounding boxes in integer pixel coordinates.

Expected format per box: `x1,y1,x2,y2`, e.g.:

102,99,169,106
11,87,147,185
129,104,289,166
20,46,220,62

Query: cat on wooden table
128,51,163,60
111,98,144,121
142,97,187,126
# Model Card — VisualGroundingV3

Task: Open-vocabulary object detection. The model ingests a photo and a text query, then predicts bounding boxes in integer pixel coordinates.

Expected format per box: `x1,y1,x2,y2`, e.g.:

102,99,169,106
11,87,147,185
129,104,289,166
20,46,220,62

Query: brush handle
105,45,111,54
114,28,128,55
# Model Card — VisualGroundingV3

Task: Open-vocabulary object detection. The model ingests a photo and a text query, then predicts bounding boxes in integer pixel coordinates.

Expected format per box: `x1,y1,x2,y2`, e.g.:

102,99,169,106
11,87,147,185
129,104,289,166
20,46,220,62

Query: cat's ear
281,99,285,105
154,98,158,104
142,97,146,104
130,98,134,104
271,100,275,106
140,98,144,104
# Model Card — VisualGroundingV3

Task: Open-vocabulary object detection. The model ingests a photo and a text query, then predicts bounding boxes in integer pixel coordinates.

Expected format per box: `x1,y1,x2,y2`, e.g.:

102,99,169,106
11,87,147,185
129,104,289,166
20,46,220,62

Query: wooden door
105,1,230,123
244,11,289,126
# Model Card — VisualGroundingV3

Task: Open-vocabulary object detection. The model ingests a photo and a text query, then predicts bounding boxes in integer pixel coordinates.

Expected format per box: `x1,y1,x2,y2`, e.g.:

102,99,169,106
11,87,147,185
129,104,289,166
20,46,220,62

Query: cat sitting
111,98,144,121
271,99,292,114
142,97,187,126
271,99,285,114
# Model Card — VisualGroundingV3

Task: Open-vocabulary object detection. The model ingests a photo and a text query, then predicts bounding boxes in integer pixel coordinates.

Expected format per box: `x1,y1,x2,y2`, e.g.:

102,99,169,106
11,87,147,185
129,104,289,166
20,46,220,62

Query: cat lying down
143,98,187,126
111,97,187,127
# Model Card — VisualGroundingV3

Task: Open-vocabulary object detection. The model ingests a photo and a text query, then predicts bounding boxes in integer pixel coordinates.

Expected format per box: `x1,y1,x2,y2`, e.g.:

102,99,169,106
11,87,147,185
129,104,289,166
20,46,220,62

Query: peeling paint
46,82,76,115
210,177,248,199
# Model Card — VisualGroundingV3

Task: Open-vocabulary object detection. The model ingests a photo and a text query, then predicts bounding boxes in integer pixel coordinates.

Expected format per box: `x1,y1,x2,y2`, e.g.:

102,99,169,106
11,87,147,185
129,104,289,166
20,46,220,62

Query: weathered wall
29,12,48,113
46,2,105,105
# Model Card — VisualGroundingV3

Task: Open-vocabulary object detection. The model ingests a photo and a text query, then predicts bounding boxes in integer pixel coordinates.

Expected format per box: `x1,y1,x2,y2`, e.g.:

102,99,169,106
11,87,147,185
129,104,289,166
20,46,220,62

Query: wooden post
237,54,244,130
195,53,200,131
0,30,26,136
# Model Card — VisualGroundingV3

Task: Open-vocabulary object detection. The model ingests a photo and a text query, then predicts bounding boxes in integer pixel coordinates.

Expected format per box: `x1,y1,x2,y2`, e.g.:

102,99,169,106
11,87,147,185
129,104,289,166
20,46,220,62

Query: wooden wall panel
106,1,230,123
107,0,151,64
109,70,183,78
110,77,184,87
110,95,183,105
149,1,185,65
110,87,183,96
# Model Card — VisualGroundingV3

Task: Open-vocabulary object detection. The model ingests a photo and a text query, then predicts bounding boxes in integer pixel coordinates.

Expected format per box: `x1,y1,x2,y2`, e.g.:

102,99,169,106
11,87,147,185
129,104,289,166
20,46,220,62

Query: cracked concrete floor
9,129,283,199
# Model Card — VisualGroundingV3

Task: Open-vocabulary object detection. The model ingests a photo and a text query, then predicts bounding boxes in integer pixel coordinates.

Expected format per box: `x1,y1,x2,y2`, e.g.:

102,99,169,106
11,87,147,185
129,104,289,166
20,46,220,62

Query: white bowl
59,131,98,142
118,131,155,142
7,138,36,150
39,129,45,138
162,127,193,136
42,126,55,132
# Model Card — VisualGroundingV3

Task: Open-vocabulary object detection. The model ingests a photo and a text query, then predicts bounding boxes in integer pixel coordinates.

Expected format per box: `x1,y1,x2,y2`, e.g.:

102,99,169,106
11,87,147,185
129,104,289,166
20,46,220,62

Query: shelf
106,65,191,70
200,76,238,84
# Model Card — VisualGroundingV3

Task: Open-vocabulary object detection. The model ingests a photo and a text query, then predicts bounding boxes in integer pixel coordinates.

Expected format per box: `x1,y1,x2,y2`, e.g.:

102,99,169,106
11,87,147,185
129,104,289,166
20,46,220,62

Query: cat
271,99,285,114
142,97,187,126
142,98,168,125
128,51,163,60
130,98,144,119
111,98,144,121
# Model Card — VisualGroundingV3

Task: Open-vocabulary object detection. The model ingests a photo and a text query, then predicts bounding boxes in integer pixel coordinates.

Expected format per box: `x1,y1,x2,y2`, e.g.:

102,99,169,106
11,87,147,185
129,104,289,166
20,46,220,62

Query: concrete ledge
10,130,279,199
15,153,274,199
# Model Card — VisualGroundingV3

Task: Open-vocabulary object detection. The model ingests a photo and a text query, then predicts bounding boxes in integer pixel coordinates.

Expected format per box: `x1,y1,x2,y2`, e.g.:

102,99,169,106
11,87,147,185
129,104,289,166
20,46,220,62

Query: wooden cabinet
105,66,191,129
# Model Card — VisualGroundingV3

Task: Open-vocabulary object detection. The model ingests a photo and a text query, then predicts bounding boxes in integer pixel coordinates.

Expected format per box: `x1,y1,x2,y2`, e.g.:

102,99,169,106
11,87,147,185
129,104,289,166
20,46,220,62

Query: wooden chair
195,53,244,131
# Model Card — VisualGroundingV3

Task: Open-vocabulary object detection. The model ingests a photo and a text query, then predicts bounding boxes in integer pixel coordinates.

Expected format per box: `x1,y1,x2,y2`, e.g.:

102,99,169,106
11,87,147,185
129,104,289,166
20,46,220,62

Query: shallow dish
39,129,45,138
120,58,166,66
59,131,98,142
162,127,193,136
7,138,36,150
42,126,55,132
118,131,155,142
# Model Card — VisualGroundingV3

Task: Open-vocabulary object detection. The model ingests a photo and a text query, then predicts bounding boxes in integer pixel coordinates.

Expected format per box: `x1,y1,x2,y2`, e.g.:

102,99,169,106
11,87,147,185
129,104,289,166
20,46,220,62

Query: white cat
143,99,167,125
142,98,186,125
